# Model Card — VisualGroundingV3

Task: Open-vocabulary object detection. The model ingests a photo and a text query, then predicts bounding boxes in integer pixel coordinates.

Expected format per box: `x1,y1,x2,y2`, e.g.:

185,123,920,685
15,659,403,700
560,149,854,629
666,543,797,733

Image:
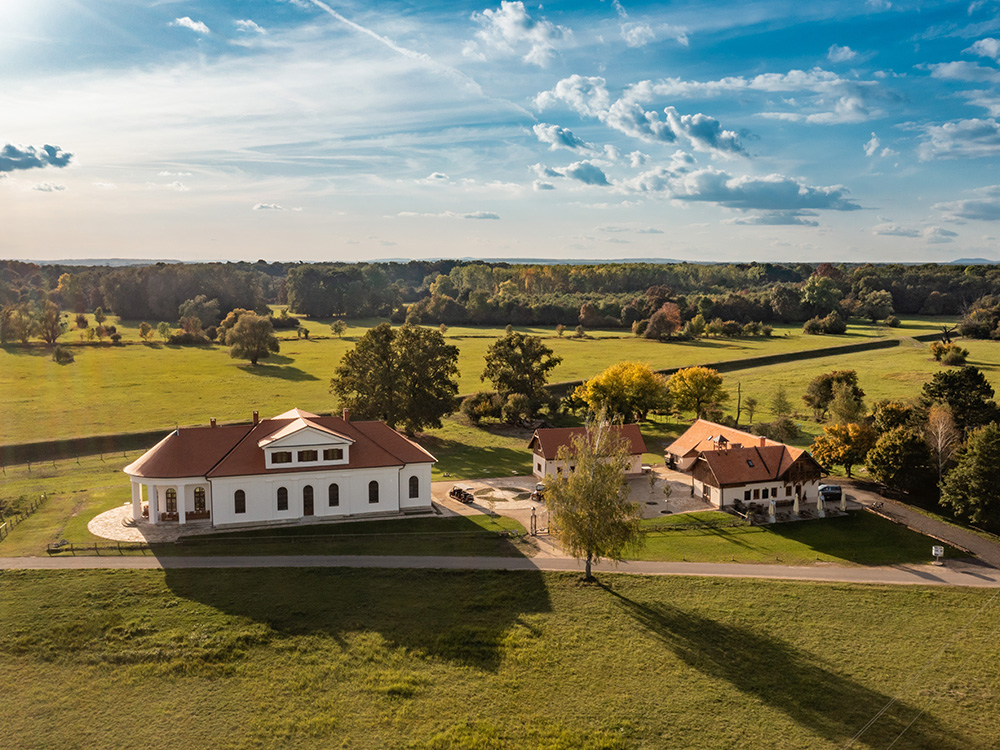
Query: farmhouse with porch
528,424,646,480
666,420,824,510
123,408,435,528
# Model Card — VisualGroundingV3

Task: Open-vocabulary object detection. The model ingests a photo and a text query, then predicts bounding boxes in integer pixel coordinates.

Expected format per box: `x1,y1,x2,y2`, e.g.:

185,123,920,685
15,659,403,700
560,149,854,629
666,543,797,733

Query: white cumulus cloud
532,123,594,151
918,118,1000,160
236,19,266,34
466,1,570,67
934,185,1000,220
170,17,210,35
828,45,858,63
31,183,66,192
966,38,1000,60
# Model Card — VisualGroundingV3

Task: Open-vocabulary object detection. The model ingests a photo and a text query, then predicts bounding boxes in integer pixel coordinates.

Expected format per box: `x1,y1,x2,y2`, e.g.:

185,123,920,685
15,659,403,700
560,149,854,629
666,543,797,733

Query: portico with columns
130,477,212,525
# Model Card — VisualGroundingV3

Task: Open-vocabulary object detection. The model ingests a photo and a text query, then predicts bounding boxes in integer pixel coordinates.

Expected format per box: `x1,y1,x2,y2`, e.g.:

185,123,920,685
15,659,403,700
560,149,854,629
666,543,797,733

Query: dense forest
4,258,1000,332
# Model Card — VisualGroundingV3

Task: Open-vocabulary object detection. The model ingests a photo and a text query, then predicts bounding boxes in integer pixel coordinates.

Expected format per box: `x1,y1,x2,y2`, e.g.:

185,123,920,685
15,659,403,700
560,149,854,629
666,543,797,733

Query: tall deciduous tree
544,421,644,581
35,301,66,345
481,330,561,414
921,366,1000,434
330,323,459,434
940,422,1000,531
643,303,682,340
803,370,864,420
925,405,961,481
573,361,670,422
827,381,867,425
865,427,934,495
810,422,876,478
667,366,728,419
228,313,280,366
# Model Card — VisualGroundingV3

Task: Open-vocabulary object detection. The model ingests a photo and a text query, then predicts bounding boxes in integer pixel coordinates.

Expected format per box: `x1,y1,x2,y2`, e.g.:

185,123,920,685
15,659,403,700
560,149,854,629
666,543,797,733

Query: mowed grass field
1,568,997,750
1,314,954,445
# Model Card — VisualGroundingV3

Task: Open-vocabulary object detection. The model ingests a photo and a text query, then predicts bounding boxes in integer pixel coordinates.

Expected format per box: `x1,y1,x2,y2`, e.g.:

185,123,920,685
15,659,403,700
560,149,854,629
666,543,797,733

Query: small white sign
932,545,944,558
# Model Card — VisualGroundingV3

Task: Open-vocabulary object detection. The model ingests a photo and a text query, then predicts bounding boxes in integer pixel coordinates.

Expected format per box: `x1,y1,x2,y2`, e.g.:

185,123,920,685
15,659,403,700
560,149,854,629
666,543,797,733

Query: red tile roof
123,425,252,479
528,425,646,460
694,445,821,487
666,419,781,459
124,411,435,480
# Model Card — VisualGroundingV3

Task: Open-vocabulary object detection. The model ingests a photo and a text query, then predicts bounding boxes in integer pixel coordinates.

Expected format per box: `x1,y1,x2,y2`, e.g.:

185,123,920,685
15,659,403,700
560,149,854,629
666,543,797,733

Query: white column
147,484,158,525
131,481,141,521
177,484,187,525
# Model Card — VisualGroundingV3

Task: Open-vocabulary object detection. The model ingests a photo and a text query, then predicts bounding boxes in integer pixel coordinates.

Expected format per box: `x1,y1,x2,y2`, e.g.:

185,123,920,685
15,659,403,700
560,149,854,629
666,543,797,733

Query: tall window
234,490,246,514
323,448,344,461
272,451,292,464
194,487,206,512
277,486,288,511
303,485,314,503
298,450,318,462
408,475,419,499
368,480,379,504
165,488,177,513
328,483,340,507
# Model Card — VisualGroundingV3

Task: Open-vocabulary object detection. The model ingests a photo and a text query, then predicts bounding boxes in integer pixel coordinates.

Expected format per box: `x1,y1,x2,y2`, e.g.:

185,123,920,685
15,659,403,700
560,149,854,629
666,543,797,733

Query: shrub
109,332,122,345
167,331,210,346
941,346,969,366
52,345,74,364
822,310,847,334
885,315,900,327
761,324,773,337
632,319,648,337
460,391,502,425
803,316,824,335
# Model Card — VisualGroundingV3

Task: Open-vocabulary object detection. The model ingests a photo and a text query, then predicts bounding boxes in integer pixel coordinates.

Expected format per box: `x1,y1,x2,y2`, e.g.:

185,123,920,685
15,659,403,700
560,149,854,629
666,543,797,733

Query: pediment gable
258,420,354,450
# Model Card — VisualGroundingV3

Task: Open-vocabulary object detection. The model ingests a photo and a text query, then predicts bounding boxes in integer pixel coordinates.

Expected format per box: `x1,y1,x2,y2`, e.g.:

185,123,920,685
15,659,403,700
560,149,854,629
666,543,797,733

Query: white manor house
124,408,436,528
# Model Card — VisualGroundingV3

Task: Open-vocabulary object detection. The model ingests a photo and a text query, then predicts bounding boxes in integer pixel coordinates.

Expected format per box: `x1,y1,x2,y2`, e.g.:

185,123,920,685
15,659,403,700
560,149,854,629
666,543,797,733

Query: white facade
124,408,436,529
210,464,432,527
533,453,643,480
692,477,821,509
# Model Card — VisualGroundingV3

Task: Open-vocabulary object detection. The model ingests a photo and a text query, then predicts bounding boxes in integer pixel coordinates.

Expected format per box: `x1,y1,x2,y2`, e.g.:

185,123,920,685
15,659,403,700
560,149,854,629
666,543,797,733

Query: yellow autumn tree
573,361,670,421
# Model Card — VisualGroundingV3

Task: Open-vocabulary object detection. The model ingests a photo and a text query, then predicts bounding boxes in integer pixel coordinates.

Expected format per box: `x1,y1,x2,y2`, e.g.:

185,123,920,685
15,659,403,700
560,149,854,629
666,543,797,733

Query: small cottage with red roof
124,408,436,528
666,420,823,509
528,425,646,479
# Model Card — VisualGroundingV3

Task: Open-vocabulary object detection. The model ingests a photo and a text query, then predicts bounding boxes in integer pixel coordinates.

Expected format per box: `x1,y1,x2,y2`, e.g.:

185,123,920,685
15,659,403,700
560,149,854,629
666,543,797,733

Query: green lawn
0,453,967,568
0,315,956,445
1,568,996,749
637,511,962,566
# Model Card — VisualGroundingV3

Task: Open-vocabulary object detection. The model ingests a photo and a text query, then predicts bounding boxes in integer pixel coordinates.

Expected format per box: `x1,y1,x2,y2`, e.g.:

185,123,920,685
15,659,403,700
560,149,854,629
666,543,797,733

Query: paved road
3,553,999,587
840,480,1000,568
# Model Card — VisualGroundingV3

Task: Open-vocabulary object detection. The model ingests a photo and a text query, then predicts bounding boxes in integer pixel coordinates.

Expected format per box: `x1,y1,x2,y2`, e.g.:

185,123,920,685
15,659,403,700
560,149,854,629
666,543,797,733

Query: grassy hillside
1,315,955,445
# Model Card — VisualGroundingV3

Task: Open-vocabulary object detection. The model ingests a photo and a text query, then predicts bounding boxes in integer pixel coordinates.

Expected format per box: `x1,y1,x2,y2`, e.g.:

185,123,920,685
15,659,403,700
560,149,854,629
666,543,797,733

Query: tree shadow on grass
420,435,532,478
163,565,550,672
236,363,319,381
764,512,945,566
602,584,964,750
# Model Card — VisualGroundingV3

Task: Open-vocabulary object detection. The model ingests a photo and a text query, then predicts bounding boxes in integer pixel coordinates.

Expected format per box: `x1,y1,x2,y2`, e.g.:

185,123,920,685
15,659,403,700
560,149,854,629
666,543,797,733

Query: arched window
234,490,246,514
277,486,288,511
165,488,177,513
368,480,379,504
194,487,206,512
328,483,340,507
303,485,314,503
408,475,419,499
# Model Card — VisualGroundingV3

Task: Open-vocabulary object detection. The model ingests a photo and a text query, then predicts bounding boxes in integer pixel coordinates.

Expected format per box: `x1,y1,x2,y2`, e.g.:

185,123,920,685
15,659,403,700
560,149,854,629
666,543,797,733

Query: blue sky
2,0,999,263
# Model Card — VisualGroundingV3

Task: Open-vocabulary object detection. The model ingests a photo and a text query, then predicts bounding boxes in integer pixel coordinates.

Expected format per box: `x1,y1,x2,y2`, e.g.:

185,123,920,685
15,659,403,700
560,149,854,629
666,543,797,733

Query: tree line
7,259,1000,330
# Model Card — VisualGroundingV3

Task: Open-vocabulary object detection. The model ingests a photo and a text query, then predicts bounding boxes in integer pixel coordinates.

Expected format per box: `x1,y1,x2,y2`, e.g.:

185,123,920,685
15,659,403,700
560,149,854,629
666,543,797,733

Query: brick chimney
760,435,766,447
342,408,350,422
210,418,217,428
252,410,259,425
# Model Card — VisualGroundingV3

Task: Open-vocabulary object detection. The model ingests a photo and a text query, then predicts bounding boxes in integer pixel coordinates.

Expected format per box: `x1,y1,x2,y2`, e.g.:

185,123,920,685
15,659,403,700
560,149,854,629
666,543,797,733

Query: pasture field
1,568,997,750
1,314,954,445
